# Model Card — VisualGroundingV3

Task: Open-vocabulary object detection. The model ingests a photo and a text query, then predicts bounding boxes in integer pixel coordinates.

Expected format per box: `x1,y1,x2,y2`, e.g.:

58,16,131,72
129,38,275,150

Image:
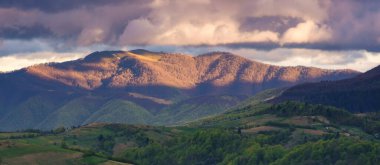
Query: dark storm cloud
239,16,303,34
0,24,53,39
0,0,379,52
0,0,127,12
216,42,280,51
0,0,152,44
222,42,380,52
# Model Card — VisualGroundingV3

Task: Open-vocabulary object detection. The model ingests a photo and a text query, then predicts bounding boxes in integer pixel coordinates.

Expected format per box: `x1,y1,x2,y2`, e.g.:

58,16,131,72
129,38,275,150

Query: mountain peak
197,51,254,61
129,49,162,55
199,51,239,58
83,50,125,61
82,49,167,63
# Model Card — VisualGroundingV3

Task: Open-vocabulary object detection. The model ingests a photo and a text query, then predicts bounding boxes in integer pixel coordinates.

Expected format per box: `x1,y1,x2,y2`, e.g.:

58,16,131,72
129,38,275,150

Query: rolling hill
0,49,359,131
1,100,379,165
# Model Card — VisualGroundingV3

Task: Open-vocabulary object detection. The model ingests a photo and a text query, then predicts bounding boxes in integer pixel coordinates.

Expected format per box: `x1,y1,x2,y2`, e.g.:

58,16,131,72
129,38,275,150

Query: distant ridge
276,64,380,112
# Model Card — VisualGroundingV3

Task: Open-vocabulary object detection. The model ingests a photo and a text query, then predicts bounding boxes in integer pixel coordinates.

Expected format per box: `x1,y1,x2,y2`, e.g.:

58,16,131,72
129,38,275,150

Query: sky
0,0,380,72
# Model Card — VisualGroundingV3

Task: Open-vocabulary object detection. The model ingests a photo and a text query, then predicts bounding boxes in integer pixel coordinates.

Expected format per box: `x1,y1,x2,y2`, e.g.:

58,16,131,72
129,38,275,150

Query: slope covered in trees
277,65,380,112
1,101,379,164
0,50,359,131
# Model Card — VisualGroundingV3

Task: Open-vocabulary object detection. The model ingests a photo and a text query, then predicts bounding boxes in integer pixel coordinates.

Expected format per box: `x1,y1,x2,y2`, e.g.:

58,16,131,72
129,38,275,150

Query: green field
1,100,380,165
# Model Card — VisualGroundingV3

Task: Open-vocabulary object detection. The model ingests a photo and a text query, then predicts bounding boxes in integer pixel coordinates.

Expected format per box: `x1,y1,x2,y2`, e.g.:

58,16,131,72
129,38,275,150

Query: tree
61,142,68,149
335,132,340,139
97,134,105,142
237,127,242,135
53,127,66,134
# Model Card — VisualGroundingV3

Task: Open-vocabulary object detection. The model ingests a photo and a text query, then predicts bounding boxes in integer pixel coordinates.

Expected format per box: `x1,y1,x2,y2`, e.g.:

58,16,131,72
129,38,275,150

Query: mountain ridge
276,64,380,112
22,50,359,90
0,49,360,131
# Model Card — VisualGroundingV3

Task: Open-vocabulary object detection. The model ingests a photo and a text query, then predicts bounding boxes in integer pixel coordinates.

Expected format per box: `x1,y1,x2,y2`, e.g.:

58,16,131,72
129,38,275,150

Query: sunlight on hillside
119,52,162,62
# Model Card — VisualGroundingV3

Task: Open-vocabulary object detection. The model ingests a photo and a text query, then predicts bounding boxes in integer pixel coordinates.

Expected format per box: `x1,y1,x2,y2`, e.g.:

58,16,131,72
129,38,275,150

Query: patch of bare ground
129,92,172,105
300,129,326,135
243,126,281,134
101,160,133,165
0,141,16,149
83,122,109,128
283,116,330,126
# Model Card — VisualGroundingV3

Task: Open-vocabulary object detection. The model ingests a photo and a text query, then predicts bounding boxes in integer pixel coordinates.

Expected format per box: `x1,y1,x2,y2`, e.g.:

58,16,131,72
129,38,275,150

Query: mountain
0,49,359,131
276,65,380,112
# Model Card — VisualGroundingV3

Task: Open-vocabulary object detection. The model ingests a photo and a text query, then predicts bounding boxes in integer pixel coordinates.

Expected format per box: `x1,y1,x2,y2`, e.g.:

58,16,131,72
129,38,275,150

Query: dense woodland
277,66,380,113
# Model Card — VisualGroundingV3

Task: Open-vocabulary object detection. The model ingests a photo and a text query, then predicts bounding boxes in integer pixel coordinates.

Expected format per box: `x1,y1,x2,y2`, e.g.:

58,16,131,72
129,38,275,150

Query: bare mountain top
23,50,359,93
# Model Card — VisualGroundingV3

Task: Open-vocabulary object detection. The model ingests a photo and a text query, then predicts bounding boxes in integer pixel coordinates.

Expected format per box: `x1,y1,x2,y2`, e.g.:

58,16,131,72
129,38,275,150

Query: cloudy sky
0,0,379,72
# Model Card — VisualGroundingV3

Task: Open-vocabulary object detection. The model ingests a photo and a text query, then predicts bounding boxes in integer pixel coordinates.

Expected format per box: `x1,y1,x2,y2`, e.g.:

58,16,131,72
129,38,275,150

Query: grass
0,132,38,139
0,141,71,158
242,126,281,134
129,92,172,105
156,95,243,125
81,155,108,164
3,152,82,165
64,125,115,149
37,96,106,130
192,101,377,143
0,99,378,164
83,99,154,125
192,103,271,127
0,131,128,165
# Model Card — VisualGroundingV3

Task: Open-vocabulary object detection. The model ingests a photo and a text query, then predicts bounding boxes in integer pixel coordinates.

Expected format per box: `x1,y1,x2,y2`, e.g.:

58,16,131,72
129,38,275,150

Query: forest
1,101,379,164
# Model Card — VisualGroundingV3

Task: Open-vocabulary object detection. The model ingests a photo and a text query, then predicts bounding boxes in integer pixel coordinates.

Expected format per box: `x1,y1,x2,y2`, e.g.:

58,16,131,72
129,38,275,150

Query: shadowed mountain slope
276,65,380,112
0,50,359,131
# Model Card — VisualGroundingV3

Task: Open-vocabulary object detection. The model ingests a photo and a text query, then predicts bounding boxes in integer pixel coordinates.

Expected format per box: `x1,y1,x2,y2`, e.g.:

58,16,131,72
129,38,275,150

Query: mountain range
0,49,359,131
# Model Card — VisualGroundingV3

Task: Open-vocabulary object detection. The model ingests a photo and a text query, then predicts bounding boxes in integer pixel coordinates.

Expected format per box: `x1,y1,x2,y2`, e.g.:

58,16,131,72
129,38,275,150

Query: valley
1,1,379,164
0,50,379,165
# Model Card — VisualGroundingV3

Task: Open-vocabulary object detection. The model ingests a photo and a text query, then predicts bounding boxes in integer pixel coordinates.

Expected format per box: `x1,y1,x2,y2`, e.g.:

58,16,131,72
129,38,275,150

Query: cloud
0,0,379,51
0,51,87,72
0,0,379,73
1,46,378,72
0,1,150,45
77,27,108,46
281,20,332,44
119,18,158,45
0,0,127,13
118,0,328,46
119,18,280,45
0,38,126,57
0,39,53,56
229,48,380,72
